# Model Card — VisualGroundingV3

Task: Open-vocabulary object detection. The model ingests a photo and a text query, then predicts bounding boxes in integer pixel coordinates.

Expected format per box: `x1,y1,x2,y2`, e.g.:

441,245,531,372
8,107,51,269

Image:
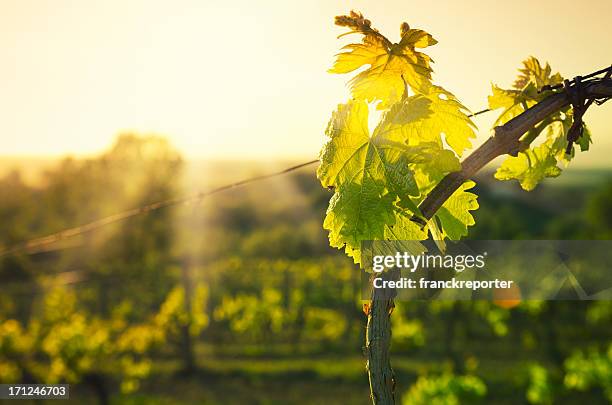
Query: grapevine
319,10,612,404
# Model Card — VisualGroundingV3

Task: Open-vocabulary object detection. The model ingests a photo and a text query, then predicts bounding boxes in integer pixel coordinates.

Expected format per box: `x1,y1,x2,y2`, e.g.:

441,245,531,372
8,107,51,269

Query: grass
18,351,605,405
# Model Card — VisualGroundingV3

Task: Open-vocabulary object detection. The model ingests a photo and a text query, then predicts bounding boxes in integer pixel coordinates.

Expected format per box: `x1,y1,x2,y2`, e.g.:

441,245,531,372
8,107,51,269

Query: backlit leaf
330,12,437,108
318,101,427,262
494,143,561,191
435,181,479,240
379,86,476,156
488,57,563,126
320,12,484,265
489,57,590,190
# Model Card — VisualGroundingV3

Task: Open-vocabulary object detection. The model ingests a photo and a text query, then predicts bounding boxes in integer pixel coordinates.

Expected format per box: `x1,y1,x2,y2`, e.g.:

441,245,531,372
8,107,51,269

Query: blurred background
1,1,611,404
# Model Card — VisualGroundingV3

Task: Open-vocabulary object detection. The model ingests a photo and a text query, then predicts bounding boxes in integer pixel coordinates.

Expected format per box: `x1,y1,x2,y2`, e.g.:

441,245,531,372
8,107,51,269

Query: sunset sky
1,0,610,165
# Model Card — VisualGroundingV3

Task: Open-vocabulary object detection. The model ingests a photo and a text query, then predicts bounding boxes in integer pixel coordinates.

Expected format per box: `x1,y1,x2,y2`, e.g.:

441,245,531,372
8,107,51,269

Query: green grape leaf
488,57,563,126
410,147,462,195
435,181,479,240
554,112,592,157
494,143,561,191
488,84,538,126
318,101,419,262
384,210,428,241
380,85,476,156
318,101,421,206
489,57,591,191
320,13,484,264
319,99,462,263
330,11,436,108
323,181,396,263
514,56,563,90
577,124,592,152
426,217,447,253
363,211,429,267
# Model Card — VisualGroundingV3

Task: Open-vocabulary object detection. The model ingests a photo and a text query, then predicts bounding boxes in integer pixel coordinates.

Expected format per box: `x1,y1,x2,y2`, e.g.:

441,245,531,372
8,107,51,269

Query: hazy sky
1,0,610,165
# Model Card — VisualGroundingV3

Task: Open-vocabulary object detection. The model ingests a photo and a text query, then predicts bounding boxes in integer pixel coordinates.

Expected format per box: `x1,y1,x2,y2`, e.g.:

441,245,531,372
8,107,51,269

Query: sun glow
0,0,610,165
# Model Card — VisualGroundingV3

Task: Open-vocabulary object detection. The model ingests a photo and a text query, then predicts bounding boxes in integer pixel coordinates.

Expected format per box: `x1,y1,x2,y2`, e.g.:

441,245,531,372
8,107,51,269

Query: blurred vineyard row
1,134,611,404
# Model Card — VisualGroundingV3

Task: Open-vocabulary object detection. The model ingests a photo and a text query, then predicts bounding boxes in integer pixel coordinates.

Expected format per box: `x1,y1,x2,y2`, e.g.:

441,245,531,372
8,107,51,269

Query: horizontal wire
0,106,499,259
468,108,490,117
539,65,612,92
2,66,611,293
0,159,319,258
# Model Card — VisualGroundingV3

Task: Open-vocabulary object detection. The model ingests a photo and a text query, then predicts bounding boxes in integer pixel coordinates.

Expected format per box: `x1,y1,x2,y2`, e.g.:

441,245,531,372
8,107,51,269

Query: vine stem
367,77,612,405
417,78,612,221
366,270,400,404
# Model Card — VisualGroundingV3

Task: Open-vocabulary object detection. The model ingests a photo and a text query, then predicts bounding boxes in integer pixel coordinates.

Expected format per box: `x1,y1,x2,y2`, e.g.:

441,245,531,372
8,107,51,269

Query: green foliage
214,288,289,339
526,363,554,404
489,57,591,190
210,257,357,346
402,373,487,405
0,134,612,402
436,181,478,240
320,12,479,263
155,284,209,338
0,24,608,401
488,57,563,126
495,143,562,191
564,344,612,401
0,282,211,393
471,302,509,337
330,11,436,108
303,307,348,342
0,287,162,392
586,301,612,325
391,305,425,347
586,181,612,237
0,319,30,382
